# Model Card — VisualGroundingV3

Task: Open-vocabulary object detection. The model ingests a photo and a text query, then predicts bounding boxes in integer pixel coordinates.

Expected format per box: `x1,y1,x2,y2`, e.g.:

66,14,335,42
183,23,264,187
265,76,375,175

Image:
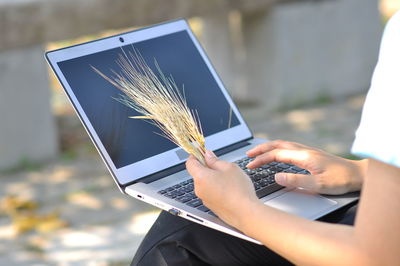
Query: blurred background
0,0,399,265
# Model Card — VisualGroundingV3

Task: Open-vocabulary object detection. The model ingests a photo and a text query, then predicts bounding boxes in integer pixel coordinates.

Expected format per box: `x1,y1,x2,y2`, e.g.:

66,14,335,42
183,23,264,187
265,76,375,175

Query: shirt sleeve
351,11,400,168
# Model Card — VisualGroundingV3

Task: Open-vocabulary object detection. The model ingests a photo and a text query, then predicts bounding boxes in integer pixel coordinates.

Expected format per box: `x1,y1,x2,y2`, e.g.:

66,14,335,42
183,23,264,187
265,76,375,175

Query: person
131,11,400,266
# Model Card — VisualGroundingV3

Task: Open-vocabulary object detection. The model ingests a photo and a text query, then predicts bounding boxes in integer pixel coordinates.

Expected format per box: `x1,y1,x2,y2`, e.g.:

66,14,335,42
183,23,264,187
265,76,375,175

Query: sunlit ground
1,1,399,265
380,0,400,19
0,154,160,265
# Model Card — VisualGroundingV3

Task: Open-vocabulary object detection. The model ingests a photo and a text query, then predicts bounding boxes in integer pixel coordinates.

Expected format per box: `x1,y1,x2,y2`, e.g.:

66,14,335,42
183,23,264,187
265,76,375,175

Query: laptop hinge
122,137,253,189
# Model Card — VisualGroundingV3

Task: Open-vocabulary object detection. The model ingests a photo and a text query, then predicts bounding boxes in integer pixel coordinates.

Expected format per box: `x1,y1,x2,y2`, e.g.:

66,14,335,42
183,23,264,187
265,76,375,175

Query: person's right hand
246,140,368,195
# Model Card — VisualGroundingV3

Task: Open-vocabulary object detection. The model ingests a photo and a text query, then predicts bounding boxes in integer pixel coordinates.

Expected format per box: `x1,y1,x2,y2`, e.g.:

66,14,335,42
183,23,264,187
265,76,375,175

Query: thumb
275,172,317,190
204,150,228,170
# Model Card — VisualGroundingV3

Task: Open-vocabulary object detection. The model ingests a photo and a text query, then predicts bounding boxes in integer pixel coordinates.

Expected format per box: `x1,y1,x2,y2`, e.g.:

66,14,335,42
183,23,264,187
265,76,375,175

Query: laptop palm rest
264,188,337,219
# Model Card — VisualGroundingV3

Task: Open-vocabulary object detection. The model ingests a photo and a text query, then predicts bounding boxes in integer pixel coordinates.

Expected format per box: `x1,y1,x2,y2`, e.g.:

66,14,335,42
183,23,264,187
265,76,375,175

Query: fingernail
205,150,216,159
246,150,252,155
275,173,286,185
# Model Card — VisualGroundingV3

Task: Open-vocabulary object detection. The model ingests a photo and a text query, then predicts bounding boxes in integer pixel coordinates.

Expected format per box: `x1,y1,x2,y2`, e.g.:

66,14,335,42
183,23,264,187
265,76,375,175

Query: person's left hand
186,150,260,229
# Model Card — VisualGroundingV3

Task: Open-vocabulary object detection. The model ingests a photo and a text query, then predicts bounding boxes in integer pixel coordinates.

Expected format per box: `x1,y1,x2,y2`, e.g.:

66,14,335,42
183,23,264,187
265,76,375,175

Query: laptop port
168,208,181,216
186,214,203,223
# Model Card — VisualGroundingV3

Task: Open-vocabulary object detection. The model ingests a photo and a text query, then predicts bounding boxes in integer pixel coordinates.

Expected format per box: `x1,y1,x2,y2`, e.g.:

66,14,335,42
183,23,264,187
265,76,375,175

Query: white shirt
351,11,400,168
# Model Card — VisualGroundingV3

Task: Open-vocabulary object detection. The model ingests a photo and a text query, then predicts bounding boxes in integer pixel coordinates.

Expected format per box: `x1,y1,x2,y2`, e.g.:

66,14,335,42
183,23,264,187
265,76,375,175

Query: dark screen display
58,30,239,168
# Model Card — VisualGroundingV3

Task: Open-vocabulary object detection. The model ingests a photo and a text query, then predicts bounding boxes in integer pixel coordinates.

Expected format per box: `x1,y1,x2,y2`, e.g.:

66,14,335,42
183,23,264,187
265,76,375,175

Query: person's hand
186,151,260,229
246,140,368,195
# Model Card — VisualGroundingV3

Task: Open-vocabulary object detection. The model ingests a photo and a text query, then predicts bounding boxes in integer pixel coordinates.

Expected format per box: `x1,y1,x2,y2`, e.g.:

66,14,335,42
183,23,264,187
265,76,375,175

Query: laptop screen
48,20,252,184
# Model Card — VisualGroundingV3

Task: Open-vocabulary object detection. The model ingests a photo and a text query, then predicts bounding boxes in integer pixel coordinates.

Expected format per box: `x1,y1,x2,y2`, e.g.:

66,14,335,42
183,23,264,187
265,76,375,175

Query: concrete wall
241,0,382,109
0,45,58,169
0,0,277,51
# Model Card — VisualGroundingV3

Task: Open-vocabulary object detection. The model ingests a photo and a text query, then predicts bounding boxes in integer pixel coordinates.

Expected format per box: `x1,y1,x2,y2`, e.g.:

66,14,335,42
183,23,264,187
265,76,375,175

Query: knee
131,212,196,265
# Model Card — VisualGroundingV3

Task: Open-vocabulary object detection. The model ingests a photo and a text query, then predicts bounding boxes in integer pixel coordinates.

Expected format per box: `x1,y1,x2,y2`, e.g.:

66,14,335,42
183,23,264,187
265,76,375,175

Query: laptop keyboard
157,157,310,216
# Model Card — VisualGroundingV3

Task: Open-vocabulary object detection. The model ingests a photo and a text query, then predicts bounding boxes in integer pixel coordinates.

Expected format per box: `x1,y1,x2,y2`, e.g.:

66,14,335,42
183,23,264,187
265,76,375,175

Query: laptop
45,19,358,244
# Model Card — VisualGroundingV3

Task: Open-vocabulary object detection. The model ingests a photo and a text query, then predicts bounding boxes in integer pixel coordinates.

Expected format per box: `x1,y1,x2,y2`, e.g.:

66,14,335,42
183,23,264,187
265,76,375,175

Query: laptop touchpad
264,189,337,219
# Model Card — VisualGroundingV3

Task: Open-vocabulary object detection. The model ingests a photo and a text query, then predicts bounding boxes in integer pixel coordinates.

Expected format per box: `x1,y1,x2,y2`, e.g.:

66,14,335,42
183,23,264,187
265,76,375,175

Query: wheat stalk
91,48,206,164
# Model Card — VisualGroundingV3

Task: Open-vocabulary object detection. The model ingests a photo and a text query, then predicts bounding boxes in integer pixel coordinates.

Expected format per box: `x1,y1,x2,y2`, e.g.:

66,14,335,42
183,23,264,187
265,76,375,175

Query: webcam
119,37,125,43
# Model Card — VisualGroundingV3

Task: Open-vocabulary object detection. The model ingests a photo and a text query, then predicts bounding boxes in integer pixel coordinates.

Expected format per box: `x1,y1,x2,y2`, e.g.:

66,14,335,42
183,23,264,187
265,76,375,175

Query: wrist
355,158,368,180
236,198,263,234
348,158,369,191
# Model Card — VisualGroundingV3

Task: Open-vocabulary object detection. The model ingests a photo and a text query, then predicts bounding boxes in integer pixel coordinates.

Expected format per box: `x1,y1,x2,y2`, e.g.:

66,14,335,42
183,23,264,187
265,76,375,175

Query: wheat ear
91,48,206,164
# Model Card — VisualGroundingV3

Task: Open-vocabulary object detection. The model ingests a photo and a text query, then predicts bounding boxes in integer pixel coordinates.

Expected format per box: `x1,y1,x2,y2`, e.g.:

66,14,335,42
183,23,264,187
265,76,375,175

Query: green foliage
276,91,333,113
1,157,43,174
339,153,362,160
61,149,78,161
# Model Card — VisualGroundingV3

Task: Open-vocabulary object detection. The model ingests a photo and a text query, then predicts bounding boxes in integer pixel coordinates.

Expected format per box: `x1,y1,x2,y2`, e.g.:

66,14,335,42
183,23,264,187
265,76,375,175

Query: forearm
239,201,362,266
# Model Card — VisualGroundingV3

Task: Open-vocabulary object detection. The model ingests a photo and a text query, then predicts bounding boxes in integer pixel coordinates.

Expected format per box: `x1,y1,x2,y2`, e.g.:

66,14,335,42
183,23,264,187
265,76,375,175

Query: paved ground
0,93,365,265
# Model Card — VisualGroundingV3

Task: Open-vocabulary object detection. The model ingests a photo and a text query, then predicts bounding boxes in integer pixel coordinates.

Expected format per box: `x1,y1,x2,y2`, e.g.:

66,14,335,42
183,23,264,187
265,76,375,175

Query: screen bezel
46,19,253,185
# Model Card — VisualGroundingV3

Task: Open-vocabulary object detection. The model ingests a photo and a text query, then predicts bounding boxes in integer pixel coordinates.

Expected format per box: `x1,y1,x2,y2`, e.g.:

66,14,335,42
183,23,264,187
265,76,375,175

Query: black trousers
131,203,357,266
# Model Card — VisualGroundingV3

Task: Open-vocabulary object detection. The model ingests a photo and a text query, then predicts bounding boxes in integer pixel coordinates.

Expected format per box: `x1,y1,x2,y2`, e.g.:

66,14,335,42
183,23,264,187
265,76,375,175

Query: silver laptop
45,19,358,244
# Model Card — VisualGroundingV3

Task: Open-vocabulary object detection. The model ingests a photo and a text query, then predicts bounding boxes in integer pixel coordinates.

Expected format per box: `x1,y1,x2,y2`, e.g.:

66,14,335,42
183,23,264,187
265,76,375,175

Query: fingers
186,150,231,178
204,150,232,171
246,140,305,157
186,155,212,179
275,172,318,190
204,150,218,168
186,152,236,200
247,148,310,169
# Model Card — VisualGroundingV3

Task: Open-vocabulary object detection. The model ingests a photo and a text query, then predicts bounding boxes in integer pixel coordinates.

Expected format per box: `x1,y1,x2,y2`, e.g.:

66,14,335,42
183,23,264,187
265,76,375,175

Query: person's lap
131,203,358,266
